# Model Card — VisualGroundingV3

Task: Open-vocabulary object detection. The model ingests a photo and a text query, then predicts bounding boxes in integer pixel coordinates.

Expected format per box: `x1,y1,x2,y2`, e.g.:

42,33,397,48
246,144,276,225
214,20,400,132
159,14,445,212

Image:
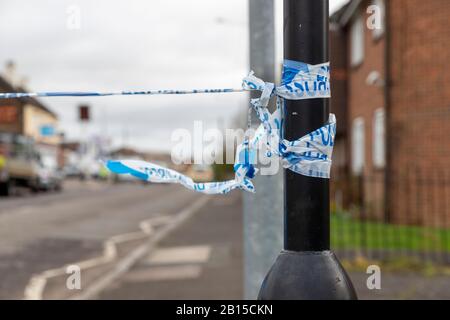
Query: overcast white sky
0,0,348,152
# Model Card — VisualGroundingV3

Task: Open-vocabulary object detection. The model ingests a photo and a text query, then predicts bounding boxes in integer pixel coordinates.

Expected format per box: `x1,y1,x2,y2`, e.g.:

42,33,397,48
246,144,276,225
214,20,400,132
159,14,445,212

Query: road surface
99,191,243,300
0,180,202,299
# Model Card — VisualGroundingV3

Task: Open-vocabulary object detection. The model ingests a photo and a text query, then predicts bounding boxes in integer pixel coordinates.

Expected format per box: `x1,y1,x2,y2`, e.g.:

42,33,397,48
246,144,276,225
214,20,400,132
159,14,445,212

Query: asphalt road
99,192,243,300
0,179,201,299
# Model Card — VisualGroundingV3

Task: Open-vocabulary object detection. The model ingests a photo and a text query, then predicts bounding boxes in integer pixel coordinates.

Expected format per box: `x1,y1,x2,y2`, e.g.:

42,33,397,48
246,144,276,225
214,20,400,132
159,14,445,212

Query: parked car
0,133,40,195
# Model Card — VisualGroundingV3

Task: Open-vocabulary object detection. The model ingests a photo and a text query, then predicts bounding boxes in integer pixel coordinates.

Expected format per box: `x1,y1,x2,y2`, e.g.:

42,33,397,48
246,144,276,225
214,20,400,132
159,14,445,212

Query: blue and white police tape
0,60,329,100
105,112,335,194
0,59,334,194
106,60,334,193
0,88,244,99
105,159,255,194
243,60,330,100
242,60,335,179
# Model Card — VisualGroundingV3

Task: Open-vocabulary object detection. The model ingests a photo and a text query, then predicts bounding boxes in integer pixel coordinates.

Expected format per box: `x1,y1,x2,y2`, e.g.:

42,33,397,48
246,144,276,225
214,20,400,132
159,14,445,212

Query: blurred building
0,63,60,159
330,0,450,226
59,141,80,169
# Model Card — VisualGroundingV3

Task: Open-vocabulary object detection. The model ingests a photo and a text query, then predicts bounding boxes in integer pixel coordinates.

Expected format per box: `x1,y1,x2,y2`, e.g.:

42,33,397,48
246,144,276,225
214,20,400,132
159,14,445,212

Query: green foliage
331,210,450,252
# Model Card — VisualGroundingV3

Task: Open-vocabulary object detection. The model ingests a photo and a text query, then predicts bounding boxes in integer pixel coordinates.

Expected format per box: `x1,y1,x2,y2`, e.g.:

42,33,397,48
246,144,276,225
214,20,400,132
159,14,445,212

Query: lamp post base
258,251,357,300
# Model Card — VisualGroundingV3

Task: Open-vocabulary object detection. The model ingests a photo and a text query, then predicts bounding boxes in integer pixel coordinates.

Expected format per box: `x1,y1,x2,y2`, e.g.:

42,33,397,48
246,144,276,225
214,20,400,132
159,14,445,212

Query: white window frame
372,108,386,168
350,14,365,67
352,117,365,175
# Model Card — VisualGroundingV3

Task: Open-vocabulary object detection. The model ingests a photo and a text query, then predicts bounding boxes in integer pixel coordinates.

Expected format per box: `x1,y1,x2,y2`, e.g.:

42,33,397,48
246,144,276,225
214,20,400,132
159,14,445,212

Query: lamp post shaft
284,0,330,252
257,0,357,300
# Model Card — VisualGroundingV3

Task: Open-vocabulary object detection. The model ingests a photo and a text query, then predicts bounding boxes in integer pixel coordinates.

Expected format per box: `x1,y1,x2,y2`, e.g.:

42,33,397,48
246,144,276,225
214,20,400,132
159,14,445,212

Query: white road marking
23,195,210,300
23,213,165,300
148,245,212,265
124,265,203,282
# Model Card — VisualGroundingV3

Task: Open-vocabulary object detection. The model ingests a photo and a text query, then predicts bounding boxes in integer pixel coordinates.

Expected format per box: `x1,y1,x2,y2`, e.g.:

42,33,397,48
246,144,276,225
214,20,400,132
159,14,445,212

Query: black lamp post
258,0,357,300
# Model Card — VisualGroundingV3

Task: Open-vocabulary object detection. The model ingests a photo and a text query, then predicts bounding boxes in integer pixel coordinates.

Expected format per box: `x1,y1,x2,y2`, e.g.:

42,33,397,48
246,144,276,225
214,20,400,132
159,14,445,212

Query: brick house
330,0,450,226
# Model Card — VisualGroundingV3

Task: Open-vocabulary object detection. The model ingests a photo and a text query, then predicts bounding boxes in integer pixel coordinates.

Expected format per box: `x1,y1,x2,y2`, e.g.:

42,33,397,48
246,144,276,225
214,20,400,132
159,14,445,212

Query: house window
373,108,386,168
371,0,385,39
352,117,365,175
350,14,365,67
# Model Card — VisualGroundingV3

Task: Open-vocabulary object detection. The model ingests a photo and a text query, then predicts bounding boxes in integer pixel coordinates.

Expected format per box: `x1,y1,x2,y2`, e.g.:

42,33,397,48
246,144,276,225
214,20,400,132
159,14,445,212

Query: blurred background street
0,0,449,301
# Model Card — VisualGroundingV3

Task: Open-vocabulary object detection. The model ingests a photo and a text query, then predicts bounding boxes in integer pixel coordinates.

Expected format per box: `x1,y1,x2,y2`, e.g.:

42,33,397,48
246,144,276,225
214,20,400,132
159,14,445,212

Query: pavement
349,272,450,300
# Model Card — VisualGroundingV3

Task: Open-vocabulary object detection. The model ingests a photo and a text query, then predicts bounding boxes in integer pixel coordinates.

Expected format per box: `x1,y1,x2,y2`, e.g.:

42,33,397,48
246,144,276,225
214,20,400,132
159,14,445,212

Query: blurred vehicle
186,164,214,183
36,153,63,191
0,133,40,195
63,164,83,179
63,160,107,181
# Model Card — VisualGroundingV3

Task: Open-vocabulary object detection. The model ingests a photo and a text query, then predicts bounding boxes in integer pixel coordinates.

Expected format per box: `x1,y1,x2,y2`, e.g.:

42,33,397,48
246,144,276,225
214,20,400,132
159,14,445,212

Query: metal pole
258,0,357,300
284,0,330,252
244,0,283,299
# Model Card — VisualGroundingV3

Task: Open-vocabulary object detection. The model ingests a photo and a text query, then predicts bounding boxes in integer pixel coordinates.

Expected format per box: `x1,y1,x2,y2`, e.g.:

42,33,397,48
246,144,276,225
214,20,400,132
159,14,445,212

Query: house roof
0,75,58,119
0,75,15,92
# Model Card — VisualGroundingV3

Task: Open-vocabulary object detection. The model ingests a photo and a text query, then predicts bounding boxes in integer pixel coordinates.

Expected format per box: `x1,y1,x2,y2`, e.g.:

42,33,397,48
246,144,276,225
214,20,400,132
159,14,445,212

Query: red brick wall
331,0,450,226
330,23,350,208
346,0,386,219
388,0,450,226
347,1,386,174
389,0,450,171
330,23,349,140
0,86,23,135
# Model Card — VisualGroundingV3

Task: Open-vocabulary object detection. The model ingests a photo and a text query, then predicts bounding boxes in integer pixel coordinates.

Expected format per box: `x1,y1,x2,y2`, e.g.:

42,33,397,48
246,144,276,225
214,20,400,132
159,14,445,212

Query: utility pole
258,0,357,300
245,0,283,299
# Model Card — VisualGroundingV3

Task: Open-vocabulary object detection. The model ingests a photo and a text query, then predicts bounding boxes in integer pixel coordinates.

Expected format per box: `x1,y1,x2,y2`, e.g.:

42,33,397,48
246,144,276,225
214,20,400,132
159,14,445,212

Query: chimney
3,60,18,87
